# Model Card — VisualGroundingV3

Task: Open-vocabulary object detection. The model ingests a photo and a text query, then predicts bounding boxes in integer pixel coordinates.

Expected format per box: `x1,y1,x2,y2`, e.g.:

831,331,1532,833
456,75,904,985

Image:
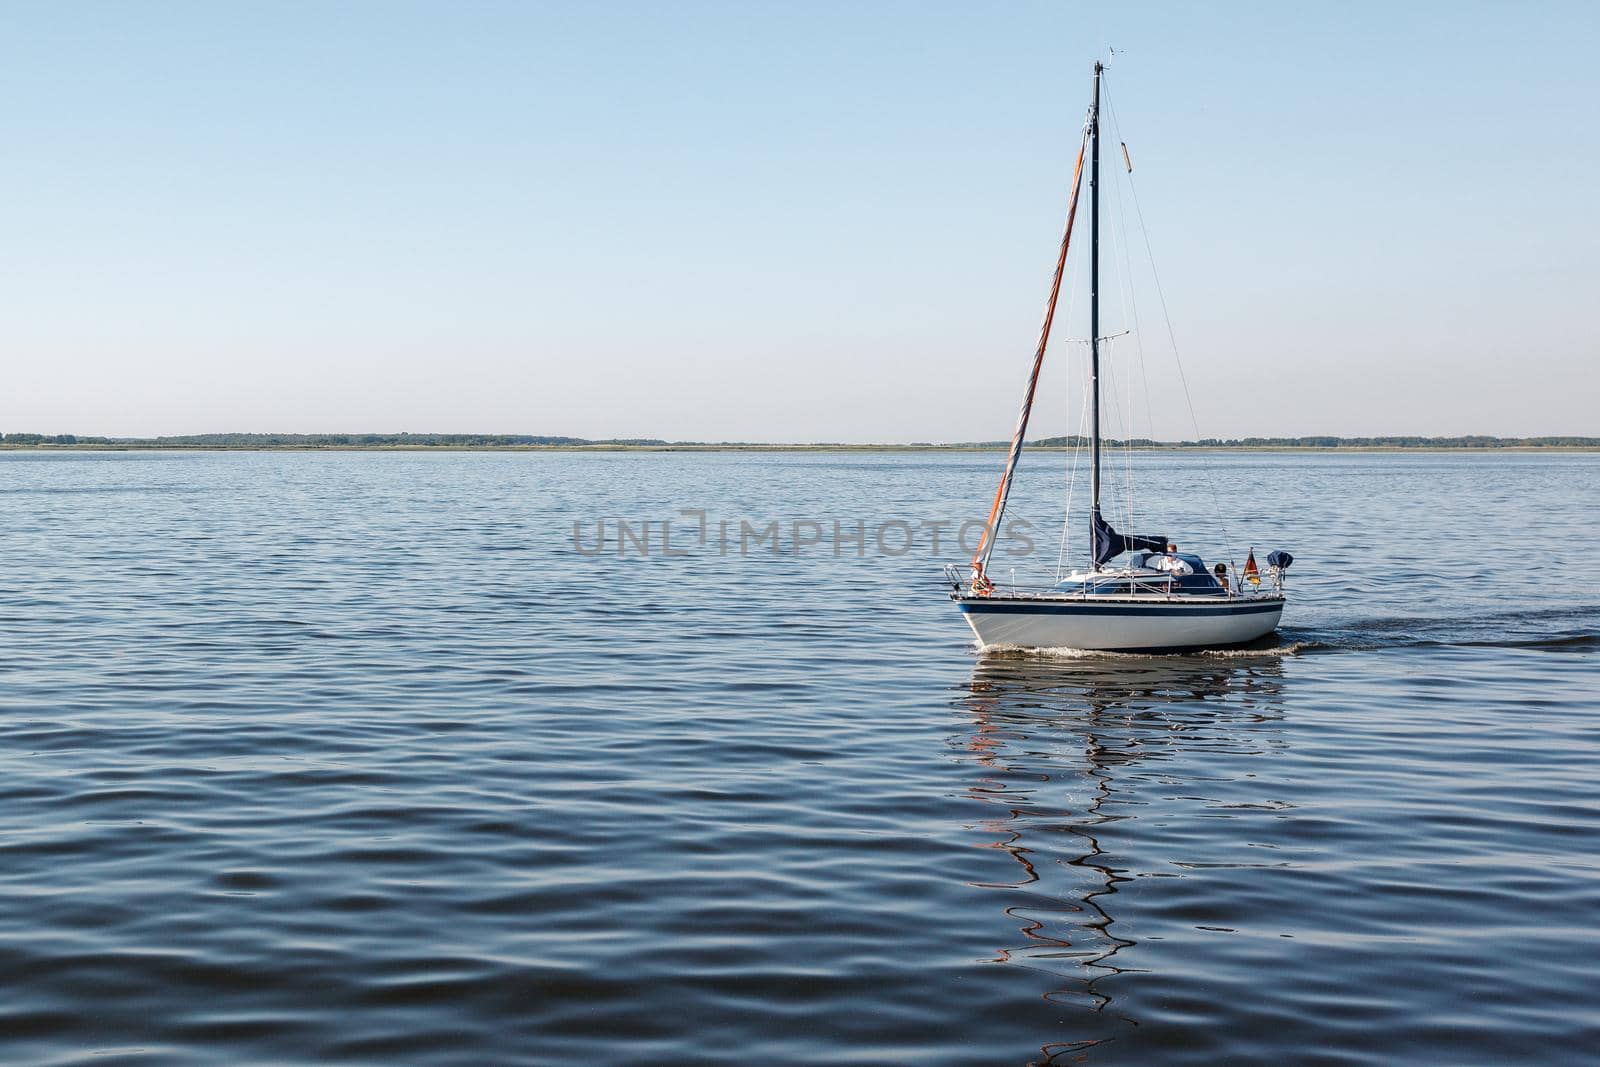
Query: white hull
959,595,1284,653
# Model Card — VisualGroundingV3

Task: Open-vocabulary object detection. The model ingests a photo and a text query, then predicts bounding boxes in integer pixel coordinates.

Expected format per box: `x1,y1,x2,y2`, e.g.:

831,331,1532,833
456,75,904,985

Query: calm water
1,449,1597,1065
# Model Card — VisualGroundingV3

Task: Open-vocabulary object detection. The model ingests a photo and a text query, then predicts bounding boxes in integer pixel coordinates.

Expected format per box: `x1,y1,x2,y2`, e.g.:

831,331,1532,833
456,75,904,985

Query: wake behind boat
948,61,1293,653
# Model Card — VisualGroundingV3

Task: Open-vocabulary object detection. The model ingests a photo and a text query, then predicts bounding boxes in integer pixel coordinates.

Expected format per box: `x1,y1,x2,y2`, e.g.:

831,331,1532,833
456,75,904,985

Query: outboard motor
1266,550,1293,589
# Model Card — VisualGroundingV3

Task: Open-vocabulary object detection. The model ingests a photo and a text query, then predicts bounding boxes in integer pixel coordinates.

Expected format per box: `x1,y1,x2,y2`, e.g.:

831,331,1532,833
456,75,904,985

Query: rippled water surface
1,449,1597,1065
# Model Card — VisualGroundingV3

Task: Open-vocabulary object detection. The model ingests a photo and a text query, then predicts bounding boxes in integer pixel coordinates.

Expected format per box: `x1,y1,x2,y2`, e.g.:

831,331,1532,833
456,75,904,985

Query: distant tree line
1,433,85,444
0,432,669,447
2,432,1596,449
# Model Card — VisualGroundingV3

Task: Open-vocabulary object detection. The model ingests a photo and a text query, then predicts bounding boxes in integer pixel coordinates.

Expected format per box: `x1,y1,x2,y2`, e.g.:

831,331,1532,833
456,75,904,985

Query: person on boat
1153,543,1194,576
1214,562,1230,592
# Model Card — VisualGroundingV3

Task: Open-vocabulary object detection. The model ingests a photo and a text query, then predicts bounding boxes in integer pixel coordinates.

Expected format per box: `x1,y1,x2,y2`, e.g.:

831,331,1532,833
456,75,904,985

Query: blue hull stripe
958,600,1282,618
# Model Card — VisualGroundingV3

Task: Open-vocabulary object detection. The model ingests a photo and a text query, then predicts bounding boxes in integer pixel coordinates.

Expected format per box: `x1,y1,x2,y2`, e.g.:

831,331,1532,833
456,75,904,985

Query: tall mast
1089,61,1103,567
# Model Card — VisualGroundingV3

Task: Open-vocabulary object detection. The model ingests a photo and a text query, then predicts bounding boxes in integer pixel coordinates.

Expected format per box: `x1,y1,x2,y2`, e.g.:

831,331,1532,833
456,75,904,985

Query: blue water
1,449,1596,1065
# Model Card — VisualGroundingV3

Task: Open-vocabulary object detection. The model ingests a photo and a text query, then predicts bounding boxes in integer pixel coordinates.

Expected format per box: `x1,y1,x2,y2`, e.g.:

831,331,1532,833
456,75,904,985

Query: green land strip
1,434,1596,452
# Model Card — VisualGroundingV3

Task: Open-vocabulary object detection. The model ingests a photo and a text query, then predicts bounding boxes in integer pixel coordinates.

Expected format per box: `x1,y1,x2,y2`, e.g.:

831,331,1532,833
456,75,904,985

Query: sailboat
948,61,1292,653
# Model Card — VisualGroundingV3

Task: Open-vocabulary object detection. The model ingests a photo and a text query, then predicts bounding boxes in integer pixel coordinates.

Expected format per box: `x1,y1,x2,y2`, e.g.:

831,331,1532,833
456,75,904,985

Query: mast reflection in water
954,653,1288,1062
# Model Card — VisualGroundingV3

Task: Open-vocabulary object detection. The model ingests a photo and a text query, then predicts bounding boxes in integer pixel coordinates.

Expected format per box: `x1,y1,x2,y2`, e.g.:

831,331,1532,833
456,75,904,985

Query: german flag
1244,549,1261,586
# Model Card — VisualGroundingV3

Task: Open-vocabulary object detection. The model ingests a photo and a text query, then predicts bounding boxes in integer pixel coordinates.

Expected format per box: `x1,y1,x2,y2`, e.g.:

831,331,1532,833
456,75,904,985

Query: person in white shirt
1152,543,1194,576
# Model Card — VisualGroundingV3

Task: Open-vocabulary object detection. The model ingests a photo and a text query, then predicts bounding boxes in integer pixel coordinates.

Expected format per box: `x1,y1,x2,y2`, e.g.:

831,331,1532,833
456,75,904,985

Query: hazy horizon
4,2,1597,442
4,430,1596,449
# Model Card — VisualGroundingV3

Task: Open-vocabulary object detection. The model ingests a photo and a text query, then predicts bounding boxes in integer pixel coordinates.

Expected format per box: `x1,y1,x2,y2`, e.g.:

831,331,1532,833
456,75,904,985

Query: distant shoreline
6,431,1598,454
2,441,1597,454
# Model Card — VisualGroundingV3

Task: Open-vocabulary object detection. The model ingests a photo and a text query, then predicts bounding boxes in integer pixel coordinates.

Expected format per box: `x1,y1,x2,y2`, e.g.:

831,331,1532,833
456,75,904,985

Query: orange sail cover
970,131,1090,593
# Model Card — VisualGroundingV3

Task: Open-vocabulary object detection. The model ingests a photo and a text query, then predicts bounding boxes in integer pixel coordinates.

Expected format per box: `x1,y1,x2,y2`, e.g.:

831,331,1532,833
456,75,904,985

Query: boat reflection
954,650,1288,1062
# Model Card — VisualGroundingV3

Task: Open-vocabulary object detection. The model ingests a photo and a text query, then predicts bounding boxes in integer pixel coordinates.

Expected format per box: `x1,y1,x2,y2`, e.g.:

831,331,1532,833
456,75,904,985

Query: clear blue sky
3,1,1596,441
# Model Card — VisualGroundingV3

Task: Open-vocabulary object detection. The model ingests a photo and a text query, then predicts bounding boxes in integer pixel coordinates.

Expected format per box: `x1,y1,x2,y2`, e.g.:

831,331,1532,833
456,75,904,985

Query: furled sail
969,129,1090,594
1092,509,1165,567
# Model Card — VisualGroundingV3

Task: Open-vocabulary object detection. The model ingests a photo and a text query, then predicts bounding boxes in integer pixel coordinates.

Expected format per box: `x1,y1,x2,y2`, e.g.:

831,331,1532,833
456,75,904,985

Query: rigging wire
1054,219,1086,577
1101,73,1239,570
1002,180,1094,588
1104,105,1159,540
1054,336,1101,576
1101,339,1136,542
1101,168,1131,532
985,125,1100,591
1106,100,1157,448
1102,172,1142,536
1000,192,1090,588
1099,340,1121,532
1055,375,1091,580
